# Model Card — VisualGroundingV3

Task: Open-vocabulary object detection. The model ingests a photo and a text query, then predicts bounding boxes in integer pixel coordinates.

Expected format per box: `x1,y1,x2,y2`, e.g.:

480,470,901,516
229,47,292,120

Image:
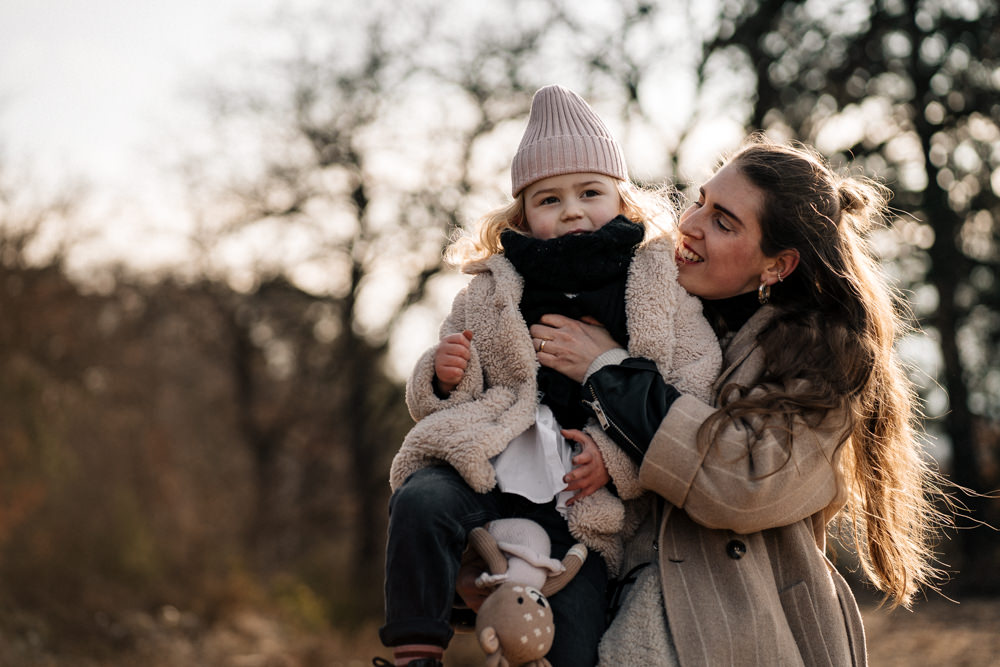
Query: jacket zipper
585,385,645,461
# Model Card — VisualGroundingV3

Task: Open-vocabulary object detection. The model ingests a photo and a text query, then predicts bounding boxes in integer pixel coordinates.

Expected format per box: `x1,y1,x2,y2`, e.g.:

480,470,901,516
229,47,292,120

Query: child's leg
380,465,499,655
520,499,609,667
544,557,608,666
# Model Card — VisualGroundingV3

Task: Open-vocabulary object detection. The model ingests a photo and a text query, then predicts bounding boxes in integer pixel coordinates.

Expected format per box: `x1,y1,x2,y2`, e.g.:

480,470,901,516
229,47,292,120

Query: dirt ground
860,598,1000,667
3,596,998,666
441,597,1000,666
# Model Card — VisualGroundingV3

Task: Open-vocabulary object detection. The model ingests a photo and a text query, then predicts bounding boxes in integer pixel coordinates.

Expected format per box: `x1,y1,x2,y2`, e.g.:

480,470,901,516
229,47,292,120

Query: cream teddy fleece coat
389,234,721,575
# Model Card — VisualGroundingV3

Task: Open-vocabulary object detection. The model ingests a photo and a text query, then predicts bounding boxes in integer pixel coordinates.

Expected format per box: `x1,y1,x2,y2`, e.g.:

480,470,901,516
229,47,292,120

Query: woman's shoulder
718,306,774,369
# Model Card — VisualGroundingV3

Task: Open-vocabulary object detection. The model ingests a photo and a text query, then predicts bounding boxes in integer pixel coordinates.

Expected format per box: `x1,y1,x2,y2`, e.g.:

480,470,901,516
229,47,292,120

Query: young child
378,85,721,667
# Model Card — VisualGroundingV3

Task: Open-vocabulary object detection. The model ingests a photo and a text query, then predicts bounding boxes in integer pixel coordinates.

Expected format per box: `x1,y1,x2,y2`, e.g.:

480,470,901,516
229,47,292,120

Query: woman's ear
762,248,800,285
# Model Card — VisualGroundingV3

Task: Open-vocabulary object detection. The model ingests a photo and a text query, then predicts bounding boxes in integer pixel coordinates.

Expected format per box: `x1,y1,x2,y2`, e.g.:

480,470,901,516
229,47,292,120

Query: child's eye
540,196,559,205
582,189,601,198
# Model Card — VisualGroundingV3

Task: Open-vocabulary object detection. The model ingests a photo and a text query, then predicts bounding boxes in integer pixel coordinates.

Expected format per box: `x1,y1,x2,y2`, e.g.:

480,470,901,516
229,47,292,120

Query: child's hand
560,429,610,505
434,329,474,395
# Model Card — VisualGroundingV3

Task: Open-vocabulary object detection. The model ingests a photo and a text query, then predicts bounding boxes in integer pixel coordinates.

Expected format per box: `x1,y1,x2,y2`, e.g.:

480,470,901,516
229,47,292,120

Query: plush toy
467,518,588,667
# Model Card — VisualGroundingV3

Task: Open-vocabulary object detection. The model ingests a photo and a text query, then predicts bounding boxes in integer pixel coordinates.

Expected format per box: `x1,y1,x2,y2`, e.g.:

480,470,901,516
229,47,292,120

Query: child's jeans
379,465,608,666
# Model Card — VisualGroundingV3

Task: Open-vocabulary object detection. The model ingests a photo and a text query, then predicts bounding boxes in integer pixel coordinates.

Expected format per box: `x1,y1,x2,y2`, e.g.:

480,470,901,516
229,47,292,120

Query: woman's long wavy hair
701,136,950,608
444,179,671,267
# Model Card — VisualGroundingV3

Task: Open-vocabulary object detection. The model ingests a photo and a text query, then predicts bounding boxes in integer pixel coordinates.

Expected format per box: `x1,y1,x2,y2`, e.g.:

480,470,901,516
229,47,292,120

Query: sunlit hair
444,179,672,267
701,135,951,608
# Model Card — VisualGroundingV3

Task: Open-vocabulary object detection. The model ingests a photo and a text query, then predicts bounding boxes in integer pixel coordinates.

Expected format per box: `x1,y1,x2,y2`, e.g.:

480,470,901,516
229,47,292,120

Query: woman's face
675,162,776,300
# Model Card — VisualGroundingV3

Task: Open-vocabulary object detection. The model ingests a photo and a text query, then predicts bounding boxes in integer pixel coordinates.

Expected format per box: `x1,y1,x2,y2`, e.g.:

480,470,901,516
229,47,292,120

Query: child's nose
562,202,583,219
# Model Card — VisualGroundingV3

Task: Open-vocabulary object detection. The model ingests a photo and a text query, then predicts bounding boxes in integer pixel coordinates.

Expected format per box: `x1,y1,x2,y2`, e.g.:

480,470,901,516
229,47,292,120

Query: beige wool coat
600,305,867,666
389,235,722,574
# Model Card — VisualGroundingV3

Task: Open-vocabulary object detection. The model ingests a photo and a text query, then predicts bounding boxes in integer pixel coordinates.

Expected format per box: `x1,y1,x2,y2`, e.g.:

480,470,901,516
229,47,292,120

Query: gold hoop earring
758,281,771,305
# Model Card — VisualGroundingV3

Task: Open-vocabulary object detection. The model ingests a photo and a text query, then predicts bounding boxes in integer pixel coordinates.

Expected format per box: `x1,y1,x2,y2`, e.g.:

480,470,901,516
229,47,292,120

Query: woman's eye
714,216,732,232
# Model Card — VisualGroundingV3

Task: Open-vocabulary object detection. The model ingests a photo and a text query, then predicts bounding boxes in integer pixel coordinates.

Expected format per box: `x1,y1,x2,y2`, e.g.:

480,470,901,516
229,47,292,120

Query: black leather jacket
583,357,680,464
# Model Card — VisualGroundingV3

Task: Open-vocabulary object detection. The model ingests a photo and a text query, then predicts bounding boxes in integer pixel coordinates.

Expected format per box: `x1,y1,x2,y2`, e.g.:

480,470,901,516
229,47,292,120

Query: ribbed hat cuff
511,136,628,196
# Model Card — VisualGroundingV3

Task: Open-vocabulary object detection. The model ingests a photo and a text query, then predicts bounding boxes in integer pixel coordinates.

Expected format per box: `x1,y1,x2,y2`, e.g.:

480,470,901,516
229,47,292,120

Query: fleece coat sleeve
405,283,486,422
390,259,541,495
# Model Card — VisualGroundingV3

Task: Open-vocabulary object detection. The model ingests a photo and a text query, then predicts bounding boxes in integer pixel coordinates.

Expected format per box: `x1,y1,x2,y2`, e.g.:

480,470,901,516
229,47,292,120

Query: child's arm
433,329,474,396
560,429,610,506
406,285,487,421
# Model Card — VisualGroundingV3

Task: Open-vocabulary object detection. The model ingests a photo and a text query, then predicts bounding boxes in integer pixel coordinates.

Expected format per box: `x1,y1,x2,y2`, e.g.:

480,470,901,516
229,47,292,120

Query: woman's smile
676,244,703,263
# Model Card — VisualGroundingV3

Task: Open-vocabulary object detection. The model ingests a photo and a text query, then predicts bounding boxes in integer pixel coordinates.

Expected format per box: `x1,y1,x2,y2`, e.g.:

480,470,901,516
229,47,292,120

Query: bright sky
0,0,280,185
0,0,729,273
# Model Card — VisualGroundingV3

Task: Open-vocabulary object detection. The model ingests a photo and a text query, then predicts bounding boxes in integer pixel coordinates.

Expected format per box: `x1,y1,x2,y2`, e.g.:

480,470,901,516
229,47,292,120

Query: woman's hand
561,429,610,505
529,314,619,383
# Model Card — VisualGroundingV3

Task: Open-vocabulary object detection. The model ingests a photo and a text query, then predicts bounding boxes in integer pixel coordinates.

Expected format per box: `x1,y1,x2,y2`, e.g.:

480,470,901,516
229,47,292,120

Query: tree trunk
904,2,988,584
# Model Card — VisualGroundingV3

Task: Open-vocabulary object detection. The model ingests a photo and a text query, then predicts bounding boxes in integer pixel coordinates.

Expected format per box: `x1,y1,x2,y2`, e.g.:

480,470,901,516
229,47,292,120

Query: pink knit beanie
511,84,628,197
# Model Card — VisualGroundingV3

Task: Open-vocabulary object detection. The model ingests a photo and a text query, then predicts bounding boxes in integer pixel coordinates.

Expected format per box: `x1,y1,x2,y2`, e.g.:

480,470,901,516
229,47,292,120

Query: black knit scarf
501,216,645,293
501,216,644,428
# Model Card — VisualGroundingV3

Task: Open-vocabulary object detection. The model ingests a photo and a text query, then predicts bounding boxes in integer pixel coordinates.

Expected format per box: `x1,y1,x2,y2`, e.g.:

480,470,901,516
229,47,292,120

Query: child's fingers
442,331,473,348
563,465,597,489
560,428,608,506
435,354,468,377
437,369,464,385
440,342,472,360
560,428,591,445
440,352,470,369
564,480,600,505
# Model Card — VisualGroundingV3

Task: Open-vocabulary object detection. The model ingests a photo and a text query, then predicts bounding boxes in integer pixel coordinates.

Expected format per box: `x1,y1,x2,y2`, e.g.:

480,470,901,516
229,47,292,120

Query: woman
529,137,947,665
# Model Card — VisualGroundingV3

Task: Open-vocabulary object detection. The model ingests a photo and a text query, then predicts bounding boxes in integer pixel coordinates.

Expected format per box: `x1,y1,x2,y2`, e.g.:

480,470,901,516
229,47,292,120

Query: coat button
726,539,747,559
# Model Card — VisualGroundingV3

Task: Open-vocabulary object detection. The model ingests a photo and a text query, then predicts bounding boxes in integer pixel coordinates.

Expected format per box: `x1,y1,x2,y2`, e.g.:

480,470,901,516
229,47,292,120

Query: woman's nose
679,208,705,237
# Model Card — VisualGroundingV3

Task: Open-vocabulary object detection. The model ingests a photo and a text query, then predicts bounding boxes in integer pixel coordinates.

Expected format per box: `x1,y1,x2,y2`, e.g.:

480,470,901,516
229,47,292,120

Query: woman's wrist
583,347,629,383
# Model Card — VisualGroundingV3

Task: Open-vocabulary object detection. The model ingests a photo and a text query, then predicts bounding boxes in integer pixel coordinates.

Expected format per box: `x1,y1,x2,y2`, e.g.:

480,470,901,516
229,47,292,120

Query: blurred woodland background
1,0,999,665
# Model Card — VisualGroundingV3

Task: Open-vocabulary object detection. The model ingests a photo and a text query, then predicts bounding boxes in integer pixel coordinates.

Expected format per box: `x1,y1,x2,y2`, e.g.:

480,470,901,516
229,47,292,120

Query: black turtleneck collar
699,291,761,339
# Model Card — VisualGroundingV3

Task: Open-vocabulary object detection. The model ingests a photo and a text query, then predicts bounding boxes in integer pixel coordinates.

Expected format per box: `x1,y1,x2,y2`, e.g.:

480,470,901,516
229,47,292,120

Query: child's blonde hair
445,179,674,268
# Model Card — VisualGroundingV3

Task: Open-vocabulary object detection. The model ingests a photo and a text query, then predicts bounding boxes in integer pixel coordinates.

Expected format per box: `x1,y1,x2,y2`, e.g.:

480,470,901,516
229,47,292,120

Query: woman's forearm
639,390,847,533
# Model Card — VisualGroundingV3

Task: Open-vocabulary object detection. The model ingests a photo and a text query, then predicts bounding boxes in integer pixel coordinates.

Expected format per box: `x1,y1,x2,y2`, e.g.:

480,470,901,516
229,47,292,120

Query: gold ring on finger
539,339,546,352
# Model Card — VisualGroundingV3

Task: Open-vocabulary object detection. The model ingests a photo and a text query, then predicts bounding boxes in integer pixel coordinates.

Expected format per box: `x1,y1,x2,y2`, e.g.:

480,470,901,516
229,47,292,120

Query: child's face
522,173,623,240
